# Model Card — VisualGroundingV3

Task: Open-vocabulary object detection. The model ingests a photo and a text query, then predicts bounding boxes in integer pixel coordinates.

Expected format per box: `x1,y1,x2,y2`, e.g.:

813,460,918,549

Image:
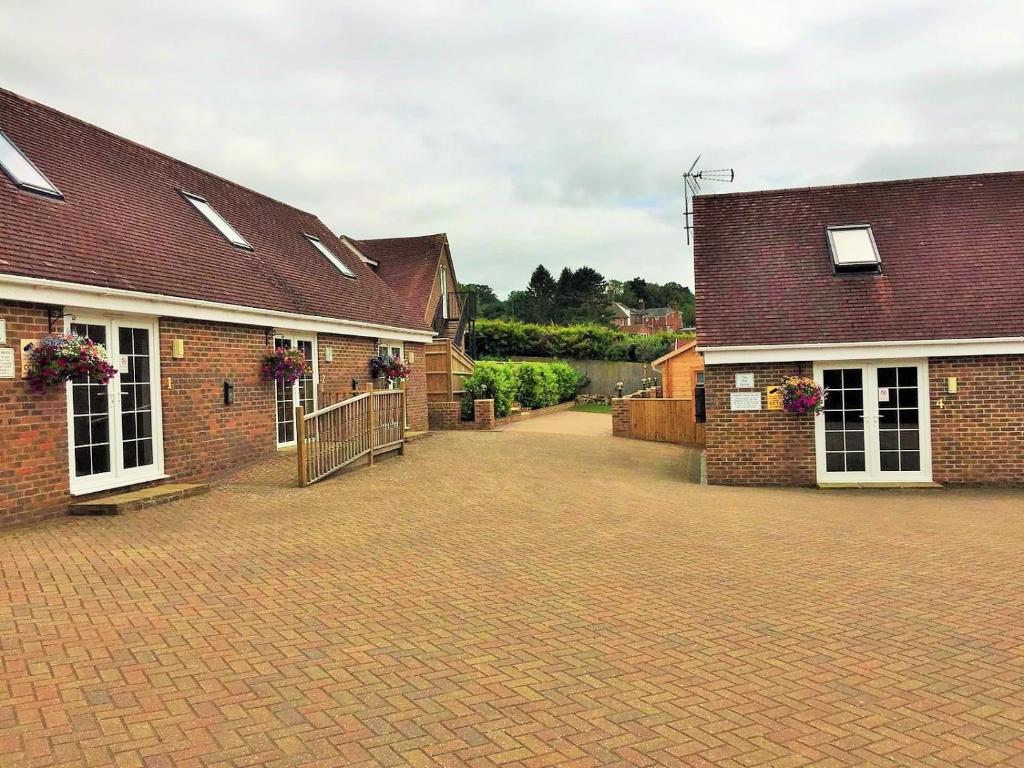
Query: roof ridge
697,169,1024,201
0,86,316,218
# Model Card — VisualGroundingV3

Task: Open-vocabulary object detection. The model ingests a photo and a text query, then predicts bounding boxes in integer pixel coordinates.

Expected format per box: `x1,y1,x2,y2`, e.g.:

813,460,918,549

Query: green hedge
475,318,692,362
462,360,582,418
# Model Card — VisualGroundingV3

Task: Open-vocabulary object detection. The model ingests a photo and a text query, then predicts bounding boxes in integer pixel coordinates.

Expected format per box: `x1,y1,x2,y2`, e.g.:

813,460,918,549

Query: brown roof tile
694,171,1024,347
0,88,428,332
351,234,449,317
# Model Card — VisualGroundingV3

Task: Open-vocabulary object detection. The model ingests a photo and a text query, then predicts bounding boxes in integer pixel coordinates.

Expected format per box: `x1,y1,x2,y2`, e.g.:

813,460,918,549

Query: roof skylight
181,191,252,249
826,225,881,272
0,129,62,198
306,235,356,278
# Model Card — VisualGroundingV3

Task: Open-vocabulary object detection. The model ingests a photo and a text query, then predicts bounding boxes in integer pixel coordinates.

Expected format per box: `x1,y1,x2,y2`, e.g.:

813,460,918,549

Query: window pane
896,388,917,408
844,390,863,410
825,431,844,452
901,452,920,472
91,445,110,474
879,430,899,451
899,409,919,428
880,452,900,471
842,369,862,388
846,453,865,472
123,440,138,469
902,430,919,450
184,193,252,249
75,447,92,477
307,236,356,278
823,370,842,389
0,130,61,195
845,431,864,452
137,439,154,467
877,368,897,388
878,409,898,428
897,367,917,387
826,453,845,472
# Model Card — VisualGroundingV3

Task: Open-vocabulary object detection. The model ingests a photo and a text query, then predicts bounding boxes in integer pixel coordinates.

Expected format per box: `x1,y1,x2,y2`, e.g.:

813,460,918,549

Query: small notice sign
766,385,784,411
878,387,890,403
730,391,762,411
0,348,14,379
735,372,755,389
118,354,130,370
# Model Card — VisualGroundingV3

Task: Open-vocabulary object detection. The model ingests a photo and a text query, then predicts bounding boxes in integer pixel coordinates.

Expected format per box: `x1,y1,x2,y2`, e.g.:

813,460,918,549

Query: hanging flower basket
369,354,411,382
261,347,310,386
780,375,826,415
24,333,118,393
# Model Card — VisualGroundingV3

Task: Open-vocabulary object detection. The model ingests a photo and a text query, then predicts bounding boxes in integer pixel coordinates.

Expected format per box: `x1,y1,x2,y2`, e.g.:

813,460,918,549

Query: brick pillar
428,401,461,430
612,398,629,438
473,399,495,430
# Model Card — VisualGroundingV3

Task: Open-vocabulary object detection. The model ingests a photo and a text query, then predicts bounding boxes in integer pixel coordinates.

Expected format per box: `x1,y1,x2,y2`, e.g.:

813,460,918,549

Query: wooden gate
623,397,705,445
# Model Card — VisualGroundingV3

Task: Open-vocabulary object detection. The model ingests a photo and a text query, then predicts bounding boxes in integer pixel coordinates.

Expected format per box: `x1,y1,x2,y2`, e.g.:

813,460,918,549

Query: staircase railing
447,291,477,359
295,387,406,486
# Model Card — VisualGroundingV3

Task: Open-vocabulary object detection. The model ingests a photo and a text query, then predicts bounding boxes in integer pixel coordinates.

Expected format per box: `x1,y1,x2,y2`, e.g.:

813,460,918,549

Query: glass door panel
876,365,921,473
274,337,295,445
117,325,155,471
821,367,866,473
70,322,113,481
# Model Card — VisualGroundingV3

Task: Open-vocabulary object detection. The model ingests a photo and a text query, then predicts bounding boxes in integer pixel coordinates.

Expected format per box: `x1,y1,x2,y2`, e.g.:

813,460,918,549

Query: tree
523,265,557,323
459,283,505,319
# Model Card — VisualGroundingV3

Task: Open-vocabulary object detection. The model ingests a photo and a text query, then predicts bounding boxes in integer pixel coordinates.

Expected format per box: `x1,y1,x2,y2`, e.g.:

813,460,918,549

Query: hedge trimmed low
462,360,582,418
475,318,691,362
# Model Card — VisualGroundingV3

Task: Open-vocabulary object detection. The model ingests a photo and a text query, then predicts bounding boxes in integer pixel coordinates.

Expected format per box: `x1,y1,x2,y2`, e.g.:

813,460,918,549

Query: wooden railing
426,338,475,404
295,388,406,486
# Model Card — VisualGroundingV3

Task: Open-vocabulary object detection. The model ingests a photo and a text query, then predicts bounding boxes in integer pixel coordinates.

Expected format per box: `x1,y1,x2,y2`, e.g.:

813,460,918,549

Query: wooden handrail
295,387,406,486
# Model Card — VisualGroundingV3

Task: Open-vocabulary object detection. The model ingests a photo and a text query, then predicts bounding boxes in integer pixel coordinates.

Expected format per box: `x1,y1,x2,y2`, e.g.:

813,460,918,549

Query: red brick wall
0,300,432,527
0,302,71,526
705,362,817,486
159,318,277,482
315,335,427,432
929,355,1024,486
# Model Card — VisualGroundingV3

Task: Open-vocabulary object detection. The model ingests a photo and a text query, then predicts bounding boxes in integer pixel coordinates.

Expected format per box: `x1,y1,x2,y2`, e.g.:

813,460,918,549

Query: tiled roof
351,234,449,317
0,88,428,332
694,171,1024,347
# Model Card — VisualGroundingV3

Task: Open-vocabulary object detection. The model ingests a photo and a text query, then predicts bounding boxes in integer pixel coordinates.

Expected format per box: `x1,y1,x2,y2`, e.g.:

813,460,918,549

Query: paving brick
1,430,1023,766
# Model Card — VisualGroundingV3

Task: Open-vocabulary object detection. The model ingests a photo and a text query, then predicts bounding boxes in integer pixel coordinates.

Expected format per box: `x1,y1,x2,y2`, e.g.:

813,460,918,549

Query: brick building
610,301,684,334
0,89,441,526
694,171,1024,487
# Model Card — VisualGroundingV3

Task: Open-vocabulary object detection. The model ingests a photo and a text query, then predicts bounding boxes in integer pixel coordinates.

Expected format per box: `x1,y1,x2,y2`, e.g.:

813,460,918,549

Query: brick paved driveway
2,430,1024,767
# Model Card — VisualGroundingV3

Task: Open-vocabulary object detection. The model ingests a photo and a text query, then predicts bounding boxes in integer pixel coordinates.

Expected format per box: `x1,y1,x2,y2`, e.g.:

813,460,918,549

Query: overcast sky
4,1,1024,296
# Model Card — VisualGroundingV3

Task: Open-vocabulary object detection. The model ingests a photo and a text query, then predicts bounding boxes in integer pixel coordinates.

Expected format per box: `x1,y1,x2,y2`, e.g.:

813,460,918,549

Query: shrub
513,362,560,409
549,361,582,401
461,359,583,418
475,318,691,362
462,361,518,418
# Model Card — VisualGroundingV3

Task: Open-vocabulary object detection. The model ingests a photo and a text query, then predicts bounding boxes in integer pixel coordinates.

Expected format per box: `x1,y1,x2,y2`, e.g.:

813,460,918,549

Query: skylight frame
826,224,882,273
306,234,357,278
180,190,253,250
0,128,63,199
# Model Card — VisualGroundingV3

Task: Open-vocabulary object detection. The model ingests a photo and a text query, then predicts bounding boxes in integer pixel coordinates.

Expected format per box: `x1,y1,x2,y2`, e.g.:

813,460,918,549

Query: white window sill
69,472,170,497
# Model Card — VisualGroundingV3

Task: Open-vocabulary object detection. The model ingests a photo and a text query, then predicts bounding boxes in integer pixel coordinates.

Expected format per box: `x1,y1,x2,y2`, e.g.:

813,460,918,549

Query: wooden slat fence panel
626,397,704,445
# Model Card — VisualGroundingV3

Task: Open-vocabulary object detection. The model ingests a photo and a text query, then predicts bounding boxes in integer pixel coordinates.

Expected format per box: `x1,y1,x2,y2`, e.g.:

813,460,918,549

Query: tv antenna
683,155,734,244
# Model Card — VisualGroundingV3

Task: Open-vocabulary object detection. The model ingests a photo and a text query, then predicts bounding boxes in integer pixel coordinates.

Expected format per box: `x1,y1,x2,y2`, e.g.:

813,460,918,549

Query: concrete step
404,430,432,443
69,483,209,515
817,481,943,490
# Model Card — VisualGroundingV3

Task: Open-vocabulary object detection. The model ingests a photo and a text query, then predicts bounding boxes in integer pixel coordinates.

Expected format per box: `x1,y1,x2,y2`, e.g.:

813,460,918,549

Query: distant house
0,88,440,525
694,171,1024,487
610,300,684,334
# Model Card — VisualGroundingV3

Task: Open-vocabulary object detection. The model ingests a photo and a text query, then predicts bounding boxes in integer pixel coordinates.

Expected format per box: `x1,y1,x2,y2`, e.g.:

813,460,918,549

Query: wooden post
295,406,308,487
399,380,407,455
366,383,376,465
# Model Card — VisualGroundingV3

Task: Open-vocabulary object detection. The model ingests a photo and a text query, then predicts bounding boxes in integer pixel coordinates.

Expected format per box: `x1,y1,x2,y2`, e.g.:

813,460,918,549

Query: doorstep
69,483,210,515
817,481,943,490
404,430,432,443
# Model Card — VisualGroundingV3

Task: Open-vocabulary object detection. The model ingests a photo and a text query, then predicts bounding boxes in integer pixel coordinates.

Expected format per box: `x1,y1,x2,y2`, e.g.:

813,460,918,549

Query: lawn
571,402,612,414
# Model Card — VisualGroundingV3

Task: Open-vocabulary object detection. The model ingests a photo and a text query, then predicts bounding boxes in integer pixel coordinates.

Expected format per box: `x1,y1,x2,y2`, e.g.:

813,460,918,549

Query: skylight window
0,129,62,198
181,191,252,249
826,225,881,273
306,235,356,278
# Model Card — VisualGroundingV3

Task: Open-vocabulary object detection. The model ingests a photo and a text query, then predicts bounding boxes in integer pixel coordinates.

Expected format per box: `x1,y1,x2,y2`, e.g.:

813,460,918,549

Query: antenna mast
684,156,735,244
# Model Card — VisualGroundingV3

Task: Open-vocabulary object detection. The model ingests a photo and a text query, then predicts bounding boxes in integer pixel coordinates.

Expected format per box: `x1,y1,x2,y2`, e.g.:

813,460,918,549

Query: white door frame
274,332,318,447
813,358,932,484
65,313,166,496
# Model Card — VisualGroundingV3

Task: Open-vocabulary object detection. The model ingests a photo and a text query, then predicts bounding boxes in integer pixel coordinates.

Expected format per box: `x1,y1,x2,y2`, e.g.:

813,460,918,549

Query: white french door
814,360,932,484
66,317,164,495
377,340,408,428
275,335,316,446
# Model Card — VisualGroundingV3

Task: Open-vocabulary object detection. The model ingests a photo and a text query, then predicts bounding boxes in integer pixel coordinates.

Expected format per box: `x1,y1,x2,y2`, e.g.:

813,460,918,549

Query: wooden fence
615,396,705,446
295,388,406,486
426,338,475,404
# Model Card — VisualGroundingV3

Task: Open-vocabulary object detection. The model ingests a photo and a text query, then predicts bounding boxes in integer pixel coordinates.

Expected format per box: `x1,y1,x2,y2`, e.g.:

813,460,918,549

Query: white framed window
0,128,62,198
181,191,253,249
273,334,317,447
306,235,356,278
826,225,881,272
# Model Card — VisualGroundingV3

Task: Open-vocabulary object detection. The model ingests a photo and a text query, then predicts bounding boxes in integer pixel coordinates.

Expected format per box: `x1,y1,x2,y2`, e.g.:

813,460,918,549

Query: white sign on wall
0,319,6,344
735,372,755,389
0,348,14,379
730,391,762,411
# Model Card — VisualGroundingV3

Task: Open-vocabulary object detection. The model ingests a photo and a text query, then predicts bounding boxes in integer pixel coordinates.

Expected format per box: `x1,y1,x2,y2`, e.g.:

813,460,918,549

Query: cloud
3,0,1023,296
